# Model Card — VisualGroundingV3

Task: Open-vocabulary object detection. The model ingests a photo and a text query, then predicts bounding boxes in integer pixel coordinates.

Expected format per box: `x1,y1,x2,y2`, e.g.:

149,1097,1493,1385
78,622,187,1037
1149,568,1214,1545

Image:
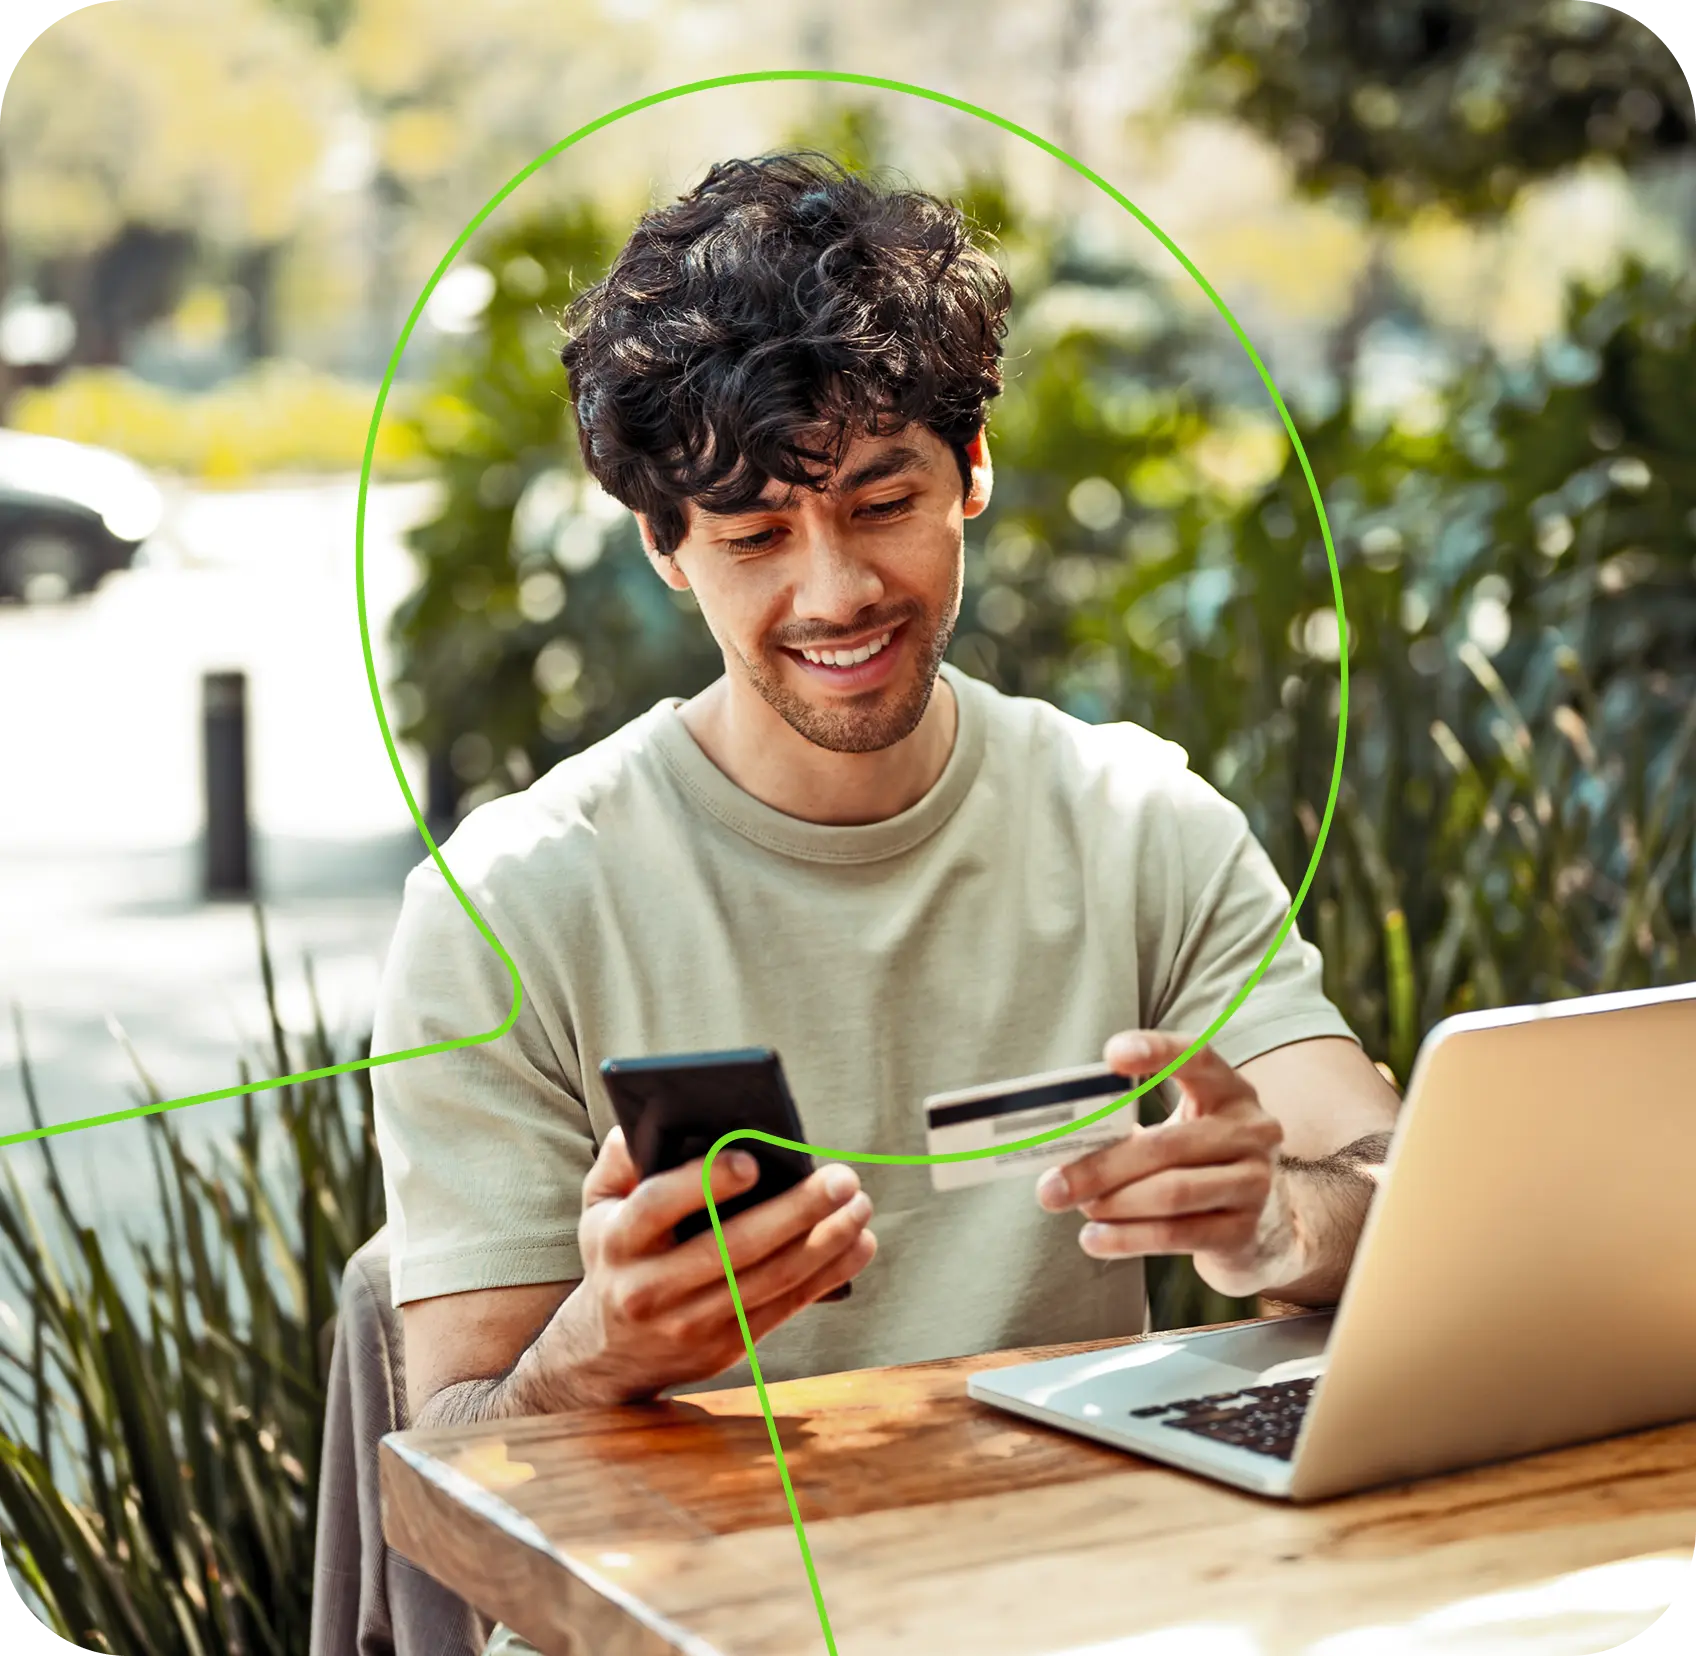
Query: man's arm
401,1129,876,1428
1235,1035,1400,1305
1234,1031,1404,1309
405,1280,580,1429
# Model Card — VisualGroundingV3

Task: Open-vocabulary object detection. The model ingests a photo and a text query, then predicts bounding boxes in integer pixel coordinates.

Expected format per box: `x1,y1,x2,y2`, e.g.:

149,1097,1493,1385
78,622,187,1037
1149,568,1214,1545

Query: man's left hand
1034,1029,1305,1299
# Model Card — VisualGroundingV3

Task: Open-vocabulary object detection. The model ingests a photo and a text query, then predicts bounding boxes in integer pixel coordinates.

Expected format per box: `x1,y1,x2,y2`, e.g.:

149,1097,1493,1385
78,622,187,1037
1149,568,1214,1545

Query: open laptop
968,980,1696,1502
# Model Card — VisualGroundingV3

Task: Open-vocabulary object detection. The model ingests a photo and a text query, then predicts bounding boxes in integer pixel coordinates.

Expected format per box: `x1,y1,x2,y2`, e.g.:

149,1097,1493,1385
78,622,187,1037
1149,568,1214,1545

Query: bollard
426,745,458,832
202,670,253,898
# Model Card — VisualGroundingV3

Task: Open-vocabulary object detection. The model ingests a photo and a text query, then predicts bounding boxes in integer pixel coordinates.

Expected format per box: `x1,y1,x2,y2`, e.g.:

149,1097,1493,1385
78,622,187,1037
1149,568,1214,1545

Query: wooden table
380,1328,1696,1656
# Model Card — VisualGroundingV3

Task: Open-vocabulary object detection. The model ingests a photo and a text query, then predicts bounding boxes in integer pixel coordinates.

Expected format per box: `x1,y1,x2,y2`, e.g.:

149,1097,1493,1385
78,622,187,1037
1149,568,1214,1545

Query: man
375,151,1399,1454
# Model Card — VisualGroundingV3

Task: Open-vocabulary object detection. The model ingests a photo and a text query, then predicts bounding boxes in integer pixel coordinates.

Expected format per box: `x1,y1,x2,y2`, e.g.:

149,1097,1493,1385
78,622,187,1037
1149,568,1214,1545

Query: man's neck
677,673,959,827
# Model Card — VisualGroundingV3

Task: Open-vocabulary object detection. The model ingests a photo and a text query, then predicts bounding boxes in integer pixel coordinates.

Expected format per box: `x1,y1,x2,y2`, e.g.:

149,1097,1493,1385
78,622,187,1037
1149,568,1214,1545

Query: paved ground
0,475,440,1228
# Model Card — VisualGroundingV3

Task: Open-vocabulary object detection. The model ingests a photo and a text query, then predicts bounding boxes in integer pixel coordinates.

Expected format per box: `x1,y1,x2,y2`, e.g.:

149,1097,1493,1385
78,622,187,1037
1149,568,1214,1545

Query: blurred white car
0,429,165,602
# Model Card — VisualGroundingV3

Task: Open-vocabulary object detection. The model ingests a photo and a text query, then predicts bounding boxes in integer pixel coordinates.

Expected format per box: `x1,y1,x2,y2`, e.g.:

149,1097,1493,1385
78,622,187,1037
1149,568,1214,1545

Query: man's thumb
582,1124,641,1204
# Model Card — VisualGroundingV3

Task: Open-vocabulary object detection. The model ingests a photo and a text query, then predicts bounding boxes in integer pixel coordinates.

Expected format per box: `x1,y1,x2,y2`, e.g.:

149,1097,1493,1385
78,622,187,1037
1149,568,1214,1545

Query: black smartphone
598,1047,823,1247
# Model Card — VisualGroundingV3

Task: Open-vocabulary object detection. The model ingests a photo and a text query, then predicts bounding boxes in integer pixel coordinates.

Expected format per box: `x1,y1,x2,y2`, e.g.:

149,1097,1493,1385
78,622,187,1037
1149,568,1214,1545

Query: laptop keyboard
1129,1374,1318,1462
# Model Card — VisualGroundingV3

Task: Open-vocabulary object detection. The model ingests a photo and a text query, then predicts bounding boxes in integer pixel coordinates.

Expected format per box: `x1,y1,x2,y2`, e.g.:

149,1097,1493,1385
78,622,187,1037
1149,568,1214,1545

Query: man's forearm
411,1357,570,1431
1260,1132,1392,1307
411,1290,611,1430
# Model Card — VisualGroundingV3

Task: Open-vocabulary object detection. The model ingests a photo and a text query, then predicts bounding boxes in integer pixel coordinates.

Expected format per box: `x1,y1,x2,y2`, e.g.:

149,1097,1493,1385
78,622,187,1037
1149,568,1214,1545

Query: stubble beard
742,585,961,756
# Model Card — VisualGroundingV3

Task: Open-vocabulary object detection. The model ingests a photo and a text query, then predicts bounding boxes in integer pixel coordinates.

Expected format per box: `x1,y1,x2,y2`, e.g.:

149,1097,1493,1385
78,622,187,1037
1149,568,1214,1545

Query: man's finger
662,1162,864,1294
1039,1112,1279,1210
1075,1160,1270,1225
654,1208,877,1346
1102,1029,1255,1118
1076,1210,1258,1260
738,1226,879,1340
605,1150,761,1257
718,1188,875,1313
581,1125,642,1206
716,1162,861,1261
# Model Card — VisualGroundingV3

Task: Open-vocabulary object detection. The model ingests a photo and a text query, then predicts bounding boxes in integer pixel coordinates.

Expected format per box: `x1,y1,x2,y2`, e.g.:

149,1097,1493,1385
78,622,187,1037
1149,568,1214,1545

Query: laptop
968,980,1696,1502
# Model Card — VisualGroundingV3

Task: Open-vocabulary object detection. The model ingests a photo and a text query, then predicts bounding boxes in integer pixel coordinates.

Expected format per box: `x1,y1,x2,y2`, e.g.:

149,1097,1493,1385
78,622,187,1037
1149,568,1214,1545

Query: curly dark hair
558,150,1013,556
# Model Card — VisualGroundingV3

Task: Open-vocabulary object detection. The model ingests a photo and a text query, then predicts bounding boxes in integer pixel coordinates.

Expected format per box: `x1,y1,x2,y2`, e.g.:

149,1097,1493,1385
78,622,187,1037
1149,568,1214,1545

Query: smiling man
372,152,1400,1490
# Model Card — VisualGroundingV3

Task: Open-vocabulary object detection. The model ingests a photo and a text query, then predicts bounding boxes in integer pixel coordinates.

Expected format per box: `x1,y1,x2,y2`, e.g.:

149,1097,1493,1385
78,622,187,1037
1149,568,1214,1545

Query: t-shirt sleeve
1145,766,1359,1072
372,854,594,1308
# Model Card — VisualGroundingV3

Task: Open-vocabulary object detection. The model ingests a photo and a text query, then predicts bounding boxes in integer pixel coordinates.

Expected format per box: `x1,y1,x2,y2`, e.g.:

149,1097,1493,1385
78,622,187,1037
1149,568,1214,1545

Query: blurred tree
1181,0,1696,410
267,0,359,45
1185,0,1694,223
1115,7,1696,1336
1055,257,1696,1080
0,0,338,372
328,0,671,374
386,202,736,824
0,147,13,416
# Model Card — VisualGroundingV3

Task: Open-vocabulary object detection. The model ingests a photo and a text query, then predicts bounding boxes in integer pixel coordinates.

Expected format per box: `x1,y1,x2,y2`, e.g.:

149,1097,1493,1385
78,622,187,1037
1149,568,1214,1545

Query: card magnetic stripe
926,1071,1141,1130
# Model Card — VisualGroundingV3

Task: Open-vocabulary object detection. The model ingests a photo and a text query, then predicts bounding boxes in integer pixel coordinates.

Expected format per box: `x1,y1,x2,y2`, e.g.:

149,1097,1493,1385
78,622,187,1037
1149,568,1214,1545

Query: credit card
923,1062,1143,1192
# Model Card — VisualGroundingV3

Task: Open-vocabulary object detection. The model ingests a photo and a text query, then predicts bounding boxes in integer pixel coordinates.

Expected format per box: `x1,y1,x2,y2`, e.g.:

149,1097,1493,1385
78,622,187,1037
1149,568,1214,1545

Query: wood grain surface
380,1329,1696,1656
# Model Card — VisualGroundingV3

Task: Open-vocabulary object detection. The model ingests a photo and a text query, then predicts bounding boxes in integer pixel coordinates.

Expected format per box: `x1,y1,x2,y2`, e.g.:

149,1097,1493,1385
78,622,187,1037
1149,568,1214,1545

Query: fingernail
1111,1035,1152,1065
847,1191,873,1222
1079,1223,1107,1253
1036,1167,1069,1209
729,1151,759,1180
824,1165,859,1203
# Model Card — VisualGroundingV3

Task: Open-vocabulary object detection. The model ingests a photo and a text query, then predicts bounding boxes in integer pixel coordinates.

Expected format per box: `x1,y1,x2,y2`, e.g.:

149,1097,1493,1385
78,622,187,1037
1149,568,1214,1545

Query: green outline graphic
1,67,1348,1655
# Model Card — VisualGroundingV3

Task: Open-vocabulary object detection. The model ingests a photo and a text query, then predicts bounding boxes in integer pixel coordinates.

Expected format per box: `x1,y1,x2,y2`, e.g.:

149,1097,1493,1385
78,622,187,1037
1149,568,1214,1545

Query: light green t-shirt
372,664,1357,1656
374,663,1354,1368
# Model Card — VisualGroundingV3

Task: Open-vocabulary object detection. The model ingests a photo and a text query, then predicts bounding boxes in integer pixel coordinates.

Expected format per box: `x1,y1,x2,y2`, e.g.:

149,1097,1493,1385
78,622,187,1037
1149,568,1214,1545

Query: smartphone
597,1048,841,1265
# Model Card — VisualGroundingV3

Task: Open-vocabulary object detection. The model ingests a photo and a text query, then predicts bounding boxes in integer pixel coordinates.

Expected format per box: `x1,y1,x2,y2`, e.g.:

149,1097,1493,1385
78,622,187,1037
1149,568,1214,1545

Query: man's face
639,424,992,754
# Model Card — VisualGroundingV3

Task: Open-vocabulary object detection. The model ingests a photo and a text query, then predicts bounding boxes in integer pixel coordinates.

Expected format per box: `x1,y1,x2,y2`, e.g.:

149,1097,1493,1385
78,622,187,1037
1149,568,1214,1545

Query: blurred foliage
2,0,334,259
1046,257,1696,1077
1185,0,1694,221
2,0,666,390
9,361,425,482
387,203,731,810
266,0,359,46
0,918,384,1653
323,0,667,257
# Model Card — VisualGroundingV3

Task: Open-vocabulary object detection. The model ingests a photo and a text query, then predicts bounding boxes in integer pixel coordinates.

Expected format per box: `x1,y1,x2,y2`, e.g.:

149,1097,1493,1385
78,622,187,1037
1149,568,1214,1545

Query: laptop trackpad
1181,1313,1334,1381
991,1314,1333,1413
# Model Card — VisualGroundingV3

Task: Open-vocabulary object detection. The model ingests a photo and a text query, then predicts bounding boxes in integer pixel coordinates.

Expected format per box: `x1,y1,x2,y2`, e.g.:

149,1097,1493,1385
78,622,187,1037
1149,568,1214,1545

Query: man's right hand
536,1126,877,1405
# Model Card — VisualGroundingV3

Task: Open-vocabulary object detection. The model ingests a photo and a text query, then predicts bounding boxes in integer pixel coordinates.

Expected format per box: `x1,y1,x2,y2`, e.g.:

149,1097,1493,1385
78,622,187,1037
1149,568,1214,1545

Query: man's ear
962,426,993,520
635,513,691,591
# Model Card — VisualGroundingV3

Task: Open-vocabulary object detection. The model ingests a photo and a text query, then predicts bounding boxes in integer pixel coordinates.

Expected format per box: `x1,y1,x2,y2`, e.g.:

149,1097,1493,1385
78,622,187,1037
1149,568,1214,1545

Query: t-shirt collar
646,662,987,864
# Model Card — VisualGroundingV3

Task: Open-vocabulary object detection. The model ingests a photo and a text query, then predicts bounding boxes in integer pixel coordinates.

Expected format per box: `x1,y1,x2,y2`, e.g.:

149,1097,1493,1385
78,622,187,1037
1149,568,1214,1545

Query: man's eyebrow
702,443,932,521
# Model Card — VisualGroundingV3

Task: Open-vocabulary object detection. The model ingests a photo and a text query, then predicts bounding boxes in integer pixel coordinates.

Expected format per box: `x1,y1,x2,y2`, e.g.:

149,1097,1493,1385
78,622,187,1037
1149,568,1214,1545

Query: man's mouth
780,621,909,687
795,628,896,668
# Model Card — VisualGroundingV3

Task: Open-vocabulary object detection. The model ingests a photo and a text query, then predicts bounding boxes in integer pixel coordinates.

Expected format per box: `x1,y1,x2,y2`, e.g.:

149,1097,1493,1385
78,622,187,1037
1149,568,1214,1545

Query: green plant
1097,261,1696,1053
0,909,384,1653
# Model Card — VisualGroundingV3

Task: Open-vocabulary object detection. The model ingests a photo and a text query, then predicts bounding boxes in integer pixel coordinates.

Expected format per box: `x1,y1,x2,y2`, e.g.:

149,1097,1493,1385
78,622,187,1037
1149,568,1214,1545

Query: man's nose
788,522,886,624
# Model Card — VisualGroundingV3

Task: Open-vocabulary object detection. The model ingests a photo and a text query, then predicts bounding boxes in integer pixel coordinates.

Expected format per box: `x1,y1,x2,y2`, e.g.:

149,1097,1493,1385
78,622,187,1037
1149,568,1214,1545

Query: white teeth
801,630,893,667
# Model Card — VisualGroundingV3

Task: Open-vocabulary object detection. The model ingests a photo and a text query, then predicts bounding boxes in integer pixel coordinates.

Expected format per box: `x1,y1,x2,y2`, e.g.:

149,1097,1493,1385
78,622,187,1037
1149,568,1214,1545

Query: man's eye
722,496,911,552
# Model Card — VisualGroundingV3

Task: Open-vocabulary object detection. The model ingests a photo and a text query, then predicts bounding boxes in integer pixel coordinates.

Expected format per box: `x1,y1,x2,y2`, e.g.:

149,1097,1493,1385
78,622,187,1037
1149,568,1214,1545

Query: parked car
0,429,164,602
